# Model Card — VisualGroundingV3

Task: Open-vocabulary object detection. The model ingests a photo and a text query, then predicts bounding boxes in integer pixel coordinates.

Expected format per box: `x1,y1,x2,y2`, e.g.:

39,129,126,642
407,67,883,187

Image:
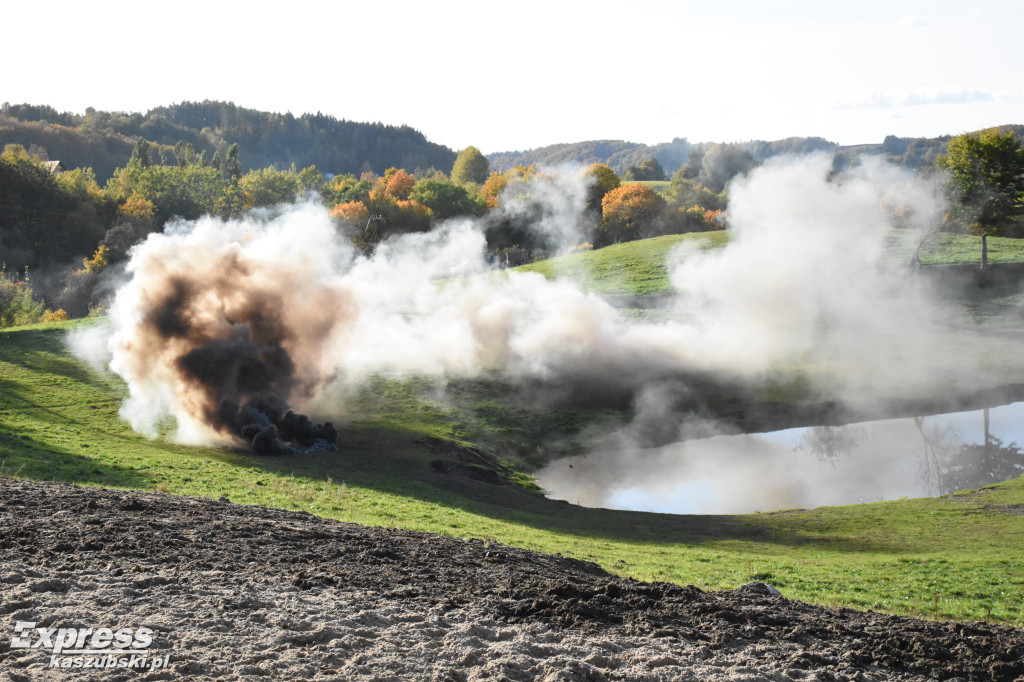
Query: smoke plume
107,207,350,452
89,154,1002,492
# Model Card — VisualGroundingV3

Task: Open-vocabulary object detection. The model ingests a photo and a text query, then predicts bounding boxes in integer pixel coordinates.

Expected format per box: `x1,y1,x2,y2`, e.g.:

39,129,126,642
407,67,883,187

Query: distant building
43,160,66,174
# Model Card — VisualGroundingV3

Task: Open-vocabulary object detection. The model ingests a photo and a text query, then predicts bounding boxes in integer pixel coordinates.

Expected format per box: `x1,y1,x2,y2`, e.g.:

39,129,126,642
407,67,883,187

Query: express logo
10,621,169,671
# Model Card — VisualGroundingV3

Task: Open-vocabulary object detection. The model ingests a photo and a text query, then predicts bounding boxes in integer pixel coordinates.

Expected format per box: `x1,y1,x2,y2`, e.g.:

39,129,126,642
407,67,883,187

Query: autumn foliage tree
330,200,370,225
322,174,371,207
599,183,667,244
478,164,537,210
384,168,416,200
479,173,510,210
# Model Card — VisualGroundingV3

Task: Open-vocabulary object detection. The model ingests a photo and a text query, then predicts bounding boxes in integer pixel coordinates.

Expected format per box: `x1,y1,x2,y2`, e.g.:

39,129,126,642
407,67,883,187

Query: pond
535,402,1024,514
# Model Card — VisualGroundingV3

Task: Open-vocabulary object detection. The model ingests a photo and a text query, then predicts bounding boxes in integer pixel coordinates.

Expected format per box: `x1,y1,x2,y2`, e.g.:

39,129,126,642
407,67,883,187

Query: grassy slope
1,319,1023,625
518,229,1024,298
516,232,728,296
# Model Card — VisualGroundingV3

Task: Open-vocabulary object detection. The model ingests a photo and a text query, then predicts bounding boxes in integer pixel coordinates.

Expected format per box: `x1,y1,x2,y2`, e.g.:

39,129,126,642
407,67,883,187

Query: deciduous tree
384,168,416,200
937,128,1024,267
583,163,620,212
664,173,726,211
599,183,666,244
451,146,490,186
236,167,302,210
409,179,482,220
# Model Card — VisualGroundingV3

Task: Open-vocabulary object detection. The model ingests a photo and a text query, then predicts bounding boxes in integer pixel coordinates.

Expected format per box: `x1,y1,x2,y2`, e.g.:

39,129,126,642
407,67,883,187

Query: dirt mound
1,478,1022,680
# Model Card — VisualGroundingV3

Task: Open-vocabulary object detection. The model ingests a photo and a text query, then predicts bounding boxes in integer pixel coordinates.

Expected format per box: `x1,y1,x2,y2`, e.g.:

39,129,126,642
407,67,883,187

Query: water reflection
797,424,867,467
798,409,1024,496
536,402,1024,514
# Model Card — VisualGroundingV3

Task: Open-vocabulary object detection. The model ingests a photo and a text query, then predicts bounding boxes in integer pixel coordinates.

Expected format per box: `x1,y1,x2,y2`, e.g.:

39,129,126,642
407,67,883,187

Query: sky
4,0,1022,154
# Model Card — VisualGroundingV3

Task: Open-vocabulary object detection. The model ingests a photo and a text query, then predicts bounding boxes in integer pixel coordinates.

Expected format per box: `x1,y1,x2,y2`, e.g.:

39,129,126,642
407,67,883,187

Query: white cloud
834,85,997,109
897,13,925,29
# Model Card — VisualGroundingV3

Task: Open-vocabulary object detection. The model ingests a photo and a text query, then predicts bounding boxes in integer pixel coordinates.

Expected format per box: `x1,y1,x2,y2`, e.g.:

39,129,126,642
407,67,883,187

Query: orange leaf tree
385,169,416,200
599,183,666,244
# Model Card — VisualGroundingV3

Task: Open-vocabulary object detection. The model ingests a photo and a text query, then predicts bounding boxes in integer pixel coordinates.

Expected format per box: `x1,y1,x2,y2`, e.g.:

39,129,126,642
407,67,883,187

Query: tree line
0,138,726,322
1,123,1021,326
0,101,455,183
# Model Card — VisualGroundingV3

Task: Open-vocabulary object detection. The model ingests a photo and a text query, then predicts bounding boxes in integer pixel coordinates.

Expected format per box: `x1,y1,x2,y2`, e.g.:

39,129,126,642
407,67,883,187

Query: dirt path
1,478,1022,681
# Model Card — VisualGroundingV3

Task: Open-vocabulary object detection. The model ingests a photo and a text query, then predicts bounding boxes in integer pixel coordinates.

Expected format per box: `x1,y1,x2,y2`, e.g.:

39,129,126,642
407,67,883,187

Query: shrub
0,270,44,328
42,308,69,322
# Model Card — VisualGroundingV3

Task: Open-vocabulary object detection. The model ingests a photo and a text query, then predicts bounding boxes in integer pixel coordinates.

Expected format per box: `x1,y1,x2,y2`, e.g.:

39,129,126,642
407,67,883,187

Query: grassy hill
517,229,1024,296
516,232,727,297
3,235,1024,625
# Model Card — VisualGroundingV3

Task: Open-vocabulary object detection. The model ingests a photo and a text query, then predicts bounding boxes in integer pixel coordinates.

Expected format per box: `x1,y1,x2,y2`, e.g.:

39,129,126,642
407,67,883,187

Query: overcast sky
5,0,1021,153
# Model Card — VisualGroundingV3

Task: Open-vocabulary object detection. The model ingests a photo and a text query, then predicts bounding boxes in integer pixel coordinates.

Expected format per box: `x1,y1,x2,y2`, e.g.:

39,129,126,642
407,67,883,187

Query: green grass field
2,233,1024,626
516,232,728,297
518,229,1024,299
2,317,1023,626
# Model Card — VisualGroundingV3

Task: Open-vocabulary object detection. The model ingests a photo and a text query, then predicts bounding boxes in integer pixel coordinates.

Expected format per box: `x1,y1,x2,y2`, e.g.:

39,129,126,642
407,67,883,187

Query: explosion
94,154,992,494
108,207,353,453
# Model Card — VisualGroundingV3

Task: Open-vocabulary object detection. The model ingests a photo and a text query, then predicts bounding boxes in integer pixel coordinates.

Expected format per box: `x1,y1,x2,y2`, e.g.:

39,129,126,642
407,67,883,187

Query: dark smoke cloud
108,209,354,452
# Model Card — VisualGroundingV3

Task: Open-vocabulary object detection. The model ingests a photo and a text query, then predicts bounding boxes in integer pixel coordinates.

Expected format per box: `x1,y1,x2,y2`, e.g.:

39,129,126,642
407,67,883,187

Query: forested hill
0,101,456,182
487,138,693,176
488,137,838,176
488,127,1024,177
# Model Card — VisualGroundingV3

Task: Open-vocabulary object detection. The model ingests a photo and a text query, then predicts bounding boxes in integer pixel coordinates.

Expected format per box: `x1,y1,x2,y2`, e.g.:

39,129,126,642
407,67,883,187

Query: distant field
630,180,670,195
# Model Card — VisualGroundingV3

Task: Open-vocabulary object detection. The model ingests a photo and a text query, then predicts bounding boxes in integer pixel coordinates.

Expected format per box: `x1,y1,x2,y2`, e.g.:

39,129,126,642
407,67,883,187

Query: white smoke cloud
657,154,948,384
490,167,594,253
77,154,1011,514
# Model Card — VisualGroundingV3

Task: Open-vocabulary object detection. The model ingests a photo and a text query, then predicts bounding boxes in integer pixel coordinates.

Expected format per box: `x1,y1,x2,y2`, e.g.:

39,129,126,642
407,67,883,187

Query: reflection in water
941,436,1024,494
910,408,1024,495
912,415,960,495
536,402,1024,515
797,425,867,467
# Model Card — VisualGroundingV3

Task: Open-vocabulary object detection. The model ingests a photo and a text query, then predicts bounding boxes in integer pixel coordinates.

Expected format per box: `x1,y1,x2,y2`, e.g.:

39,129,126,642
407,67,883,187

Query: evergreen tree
226,143,242,182
129,138,152,168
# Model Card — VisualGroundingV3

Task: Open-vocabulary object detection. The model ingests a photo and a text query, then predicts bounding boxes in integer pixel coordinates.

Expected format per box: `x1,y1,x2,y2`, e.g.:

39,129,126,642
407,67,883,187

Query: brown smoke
110,213,355,453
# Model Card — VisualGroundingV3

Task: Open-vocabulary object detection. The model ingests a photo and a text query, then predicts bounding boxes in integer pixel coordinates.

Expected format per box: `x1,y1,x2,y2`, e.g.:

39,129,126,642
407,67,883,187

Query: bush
42,308,68,322
0,270,44,328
